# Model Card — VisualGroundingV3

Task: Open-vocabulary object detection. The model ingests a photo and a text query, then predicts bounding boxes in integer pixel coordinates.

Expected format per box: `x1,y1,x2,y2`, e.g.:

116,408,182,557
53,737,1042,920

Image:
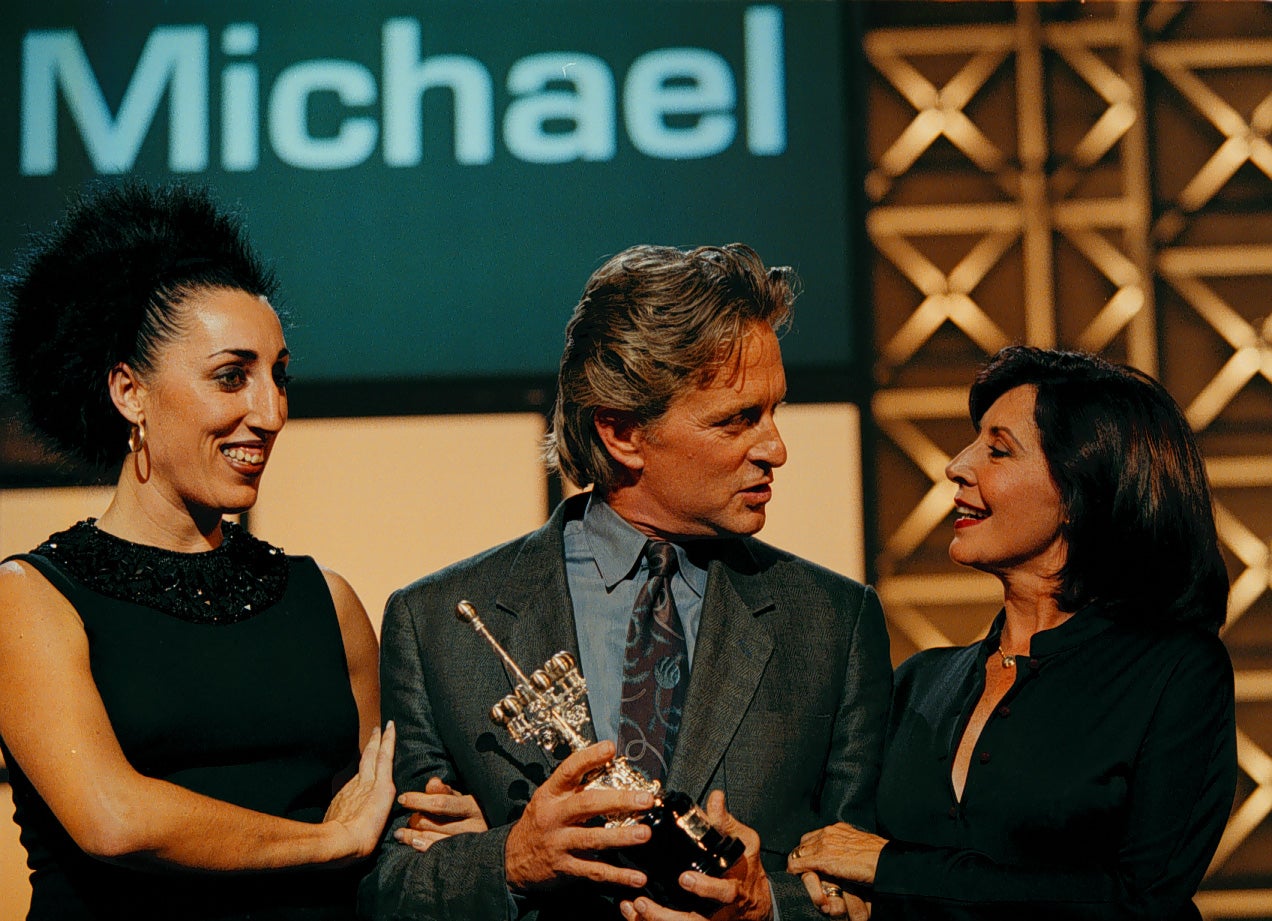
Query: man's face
610,322,788,540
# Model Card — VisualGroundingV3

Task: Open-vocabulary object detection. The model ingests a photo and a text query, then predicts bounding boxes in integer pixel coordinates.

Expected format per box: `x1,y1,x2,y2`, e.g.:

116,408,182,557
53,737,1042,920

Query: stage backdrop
2,0,865,414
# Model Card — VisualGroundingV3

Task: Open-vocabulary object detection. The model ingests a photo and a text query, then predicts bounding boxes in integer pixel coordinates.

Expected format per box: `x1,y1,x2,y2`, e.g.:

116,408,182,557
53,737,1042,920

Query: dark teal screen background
2,1,862,399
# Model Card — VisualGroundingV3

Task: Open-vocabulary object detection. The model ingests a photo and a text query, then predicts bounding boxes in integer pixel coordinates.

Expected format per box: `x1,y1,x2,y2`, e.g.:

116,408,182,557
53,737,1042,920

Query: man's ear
594,408,646,474
107,363,146,425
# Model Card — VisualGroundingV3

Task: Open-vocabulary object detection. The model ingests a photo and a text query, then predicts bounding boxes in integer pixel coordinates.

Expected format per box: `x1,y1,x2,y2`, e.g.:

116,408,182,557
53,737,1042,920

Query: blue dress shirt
563,495,707,746
524,495,785,920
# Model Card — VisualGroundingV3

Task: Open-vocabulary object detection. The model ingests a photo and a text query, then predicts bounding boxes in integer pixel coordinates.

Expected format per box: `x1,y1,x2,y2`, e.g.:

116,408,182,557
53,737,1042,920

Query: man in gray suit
361,244,891,921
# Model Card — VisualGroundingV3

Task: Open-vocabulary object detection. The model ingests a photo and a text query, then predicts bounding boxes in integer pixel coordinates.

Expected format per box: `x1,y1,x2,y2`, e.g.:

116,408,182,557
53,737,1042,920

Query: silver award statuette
455,600,744,910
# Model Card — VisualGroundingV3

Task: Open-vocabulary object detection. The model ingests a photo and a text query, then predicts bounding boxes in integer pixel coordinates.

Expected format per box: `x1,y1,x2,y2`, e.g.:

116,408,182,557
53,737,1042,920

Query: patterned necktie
617,540,689,782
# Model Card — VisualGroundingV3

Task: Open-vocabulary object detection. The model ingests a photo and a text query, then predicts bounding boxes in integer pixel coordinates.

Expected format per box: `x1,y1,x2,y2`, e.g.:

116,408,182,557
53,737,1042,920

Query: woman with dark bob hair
0,182,395,920
788,346,1236,920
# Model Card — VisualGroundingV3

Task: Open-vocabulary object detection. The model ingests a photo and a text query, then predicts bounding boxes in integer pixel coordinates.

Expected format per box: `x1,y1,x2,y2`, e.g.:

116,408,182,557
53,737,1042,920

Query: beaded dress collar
33,519,289,625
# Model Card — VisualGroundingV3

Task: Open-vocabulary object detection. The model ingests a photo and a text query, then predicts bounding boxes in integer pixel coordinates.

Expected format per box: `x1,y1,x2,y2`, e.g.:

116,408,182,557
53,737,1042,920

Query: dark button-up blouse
872,606,1236,920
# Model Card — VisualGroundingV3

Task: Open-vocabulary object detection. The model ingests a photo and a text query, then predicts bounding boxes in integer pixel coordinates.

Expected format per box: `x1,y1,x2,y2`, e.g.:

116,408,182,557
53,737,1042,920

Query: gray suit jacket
360,495,892,921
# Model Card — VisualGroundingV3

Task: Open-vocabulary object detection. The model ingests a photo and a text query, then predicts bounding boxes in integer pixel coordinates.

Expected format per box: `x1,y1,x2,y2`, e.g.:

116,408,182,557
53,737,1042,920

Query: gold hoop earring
128,419,147,454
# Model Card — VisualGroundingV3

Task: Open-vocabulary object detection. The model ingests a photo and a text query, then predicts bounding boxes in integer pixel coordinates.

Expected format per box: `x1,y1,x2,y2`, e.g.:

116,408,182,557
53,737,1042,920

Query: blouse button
1028,658,1040,670
979,752,991,764
947,805,958,819
997,705,1011,718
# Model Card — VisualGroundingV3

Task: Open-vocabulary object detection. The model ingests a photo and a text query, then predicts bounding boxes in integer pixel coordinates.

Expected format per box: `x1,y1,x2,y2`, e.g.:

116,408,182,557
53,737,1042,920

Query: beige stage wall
0,402,865,918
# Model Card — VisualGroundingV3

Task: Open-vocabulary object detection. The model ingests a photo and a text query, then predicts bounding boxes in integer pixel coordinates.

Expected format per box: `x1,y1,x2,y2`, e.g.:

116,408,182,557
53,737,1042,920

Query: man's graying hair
544,243,797,491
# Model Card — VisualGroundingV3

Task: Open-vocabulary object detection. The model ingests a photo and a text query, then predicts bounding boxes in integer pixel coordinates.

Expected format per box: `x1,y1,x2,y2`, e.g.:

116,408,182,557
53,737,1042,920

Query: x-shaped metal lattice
866,4,1272,904
1147,38,1272,241
1146,29,1272,899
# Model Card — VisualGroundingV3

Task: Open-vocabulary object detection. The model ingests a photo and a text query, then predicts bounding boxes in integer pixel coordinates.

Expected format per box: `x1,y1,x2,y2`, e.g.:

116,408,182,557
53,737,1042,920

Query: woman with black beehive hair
0,182,395,920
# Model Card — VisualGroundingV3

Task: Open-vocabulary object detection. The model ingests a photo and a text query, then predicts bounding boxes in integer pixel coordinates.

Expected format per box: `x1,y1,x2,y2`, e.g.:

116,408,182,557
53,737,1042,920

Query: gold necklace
996,645,1017,668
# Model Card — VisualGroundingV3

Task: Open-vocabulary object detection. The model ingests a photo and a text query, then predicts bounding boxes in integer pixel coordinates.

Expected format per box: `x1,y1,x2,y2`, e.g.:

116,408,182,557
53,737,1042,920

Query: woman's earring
128,419,147,454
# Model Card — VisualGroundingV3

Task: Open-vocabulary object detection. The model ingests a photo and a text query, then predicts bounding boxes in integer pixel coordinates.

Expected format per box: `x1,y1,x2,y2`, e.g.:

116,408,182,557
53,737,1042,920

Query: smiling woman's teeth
222,446,264,464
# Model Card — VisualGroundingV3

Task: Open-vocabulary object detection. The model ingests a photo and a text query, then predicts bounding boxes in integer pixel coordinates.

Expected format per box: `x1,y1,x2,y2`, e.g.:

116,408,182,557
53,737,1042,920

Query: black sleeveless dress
0,520,363,920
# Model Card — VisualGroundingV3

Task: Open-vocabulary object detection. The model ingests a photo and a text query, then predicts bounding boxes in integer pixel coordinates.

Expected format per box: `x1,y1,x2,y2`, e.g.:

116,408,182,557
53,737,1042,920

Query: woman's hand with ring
786,822,886,887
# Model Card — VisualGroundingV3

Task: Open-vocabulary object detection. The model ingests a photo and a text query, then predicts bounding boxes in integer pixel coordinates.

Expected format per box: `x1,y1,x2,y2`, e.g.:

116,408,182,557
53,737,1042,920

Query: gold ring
792,845,803,859
822,882,844,899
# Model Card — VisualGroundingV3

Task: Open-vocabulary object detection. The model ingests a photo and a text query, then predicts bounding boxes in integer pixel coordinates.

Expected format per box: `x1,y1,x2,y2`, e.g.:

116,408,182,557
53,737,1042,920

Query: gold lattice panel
863,2,1272,914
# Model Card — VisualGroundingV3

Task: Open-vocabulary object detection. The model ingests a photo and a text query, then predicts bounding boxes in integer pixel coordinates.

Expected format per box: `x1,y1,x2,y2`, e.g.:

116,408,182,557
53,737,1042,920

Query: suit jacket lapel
489,496,592,774
666,542,775,800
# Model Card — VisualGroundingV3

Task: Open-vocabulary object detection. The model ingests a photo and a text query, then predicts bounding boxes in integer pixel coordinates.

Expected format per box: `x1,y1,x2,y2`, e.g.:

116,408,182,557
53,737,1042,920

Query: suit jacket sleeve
769,583,893,921
821,584,892,831
358,587,514,921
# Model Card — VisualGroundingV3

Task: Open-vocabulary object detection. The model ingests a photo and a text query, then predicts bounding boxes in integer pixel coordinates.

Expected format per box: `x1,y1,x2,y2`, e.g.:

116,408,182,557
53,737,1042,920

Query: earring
128,419,147,454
